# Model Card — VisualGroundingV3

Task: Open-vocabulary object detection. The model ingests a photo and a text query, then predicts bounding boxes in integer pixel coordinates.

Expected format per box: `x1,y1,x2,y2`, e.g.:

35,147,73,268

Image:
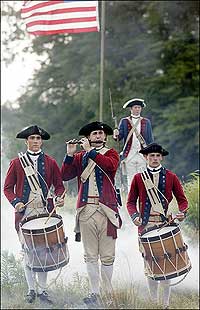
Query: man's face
130,105,142,116
88,130,106,146
145,152,163,168
25,135,42,152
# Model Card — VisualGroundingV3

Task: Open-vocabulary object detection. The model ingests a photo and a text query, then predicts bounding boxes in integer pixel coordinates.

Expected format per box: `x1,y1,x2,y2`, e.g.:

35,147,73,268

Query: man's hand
113,128,119,139
15,202,25,213
66,139,77,156
176,212,186,222
133,217,142,226
54,196,65,208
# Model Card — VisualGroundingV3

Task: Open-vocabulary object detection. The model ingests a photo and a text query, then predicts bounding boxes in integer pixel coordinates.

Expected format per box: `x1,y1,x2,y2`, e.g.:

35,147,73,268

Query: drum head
142,225,175,238
22,216,60,230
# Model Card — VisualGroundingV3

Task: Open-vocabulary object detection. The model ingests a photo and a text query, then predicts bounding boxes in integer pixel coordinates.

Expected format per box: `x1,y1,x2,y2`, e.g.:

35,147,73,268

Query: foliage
1,251,26,291
1,1,199,179
1,250,199,309
183,173,199,235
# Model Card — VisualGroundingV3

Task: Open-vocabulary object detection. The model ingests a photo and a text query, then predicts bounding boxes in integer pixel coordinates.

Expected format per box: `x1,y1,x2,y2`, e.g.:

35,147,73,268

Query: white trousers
24,261,47,294
147,277,171,307
125,152,146,191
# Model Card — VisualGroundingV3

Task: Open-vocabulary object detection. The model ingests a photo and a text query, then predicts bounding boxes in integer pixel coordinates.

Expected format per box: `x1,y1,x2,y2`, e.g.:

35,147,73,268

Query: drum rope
160,236,177,272
147,239,165,276
171,232,188,267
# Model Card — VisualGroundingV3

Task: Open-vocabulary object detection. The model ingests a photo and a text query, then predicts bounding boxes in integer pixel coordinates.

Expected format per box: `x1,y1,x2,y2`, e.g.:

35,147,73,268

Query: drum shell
140,223,191,280
20,213,69,272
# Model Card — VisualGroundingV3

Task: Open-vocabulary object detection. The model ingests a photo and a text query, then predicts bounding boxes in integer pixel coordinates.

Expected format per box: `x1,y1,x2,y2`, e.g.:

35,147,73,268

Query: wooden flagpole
99,0,106,121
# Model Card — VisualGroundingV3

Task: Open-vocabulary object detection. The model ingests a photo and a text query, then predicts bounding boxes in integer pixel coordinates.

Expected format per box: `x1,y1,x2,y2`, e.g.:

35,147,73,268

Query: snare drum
140,223,191,280
20,213,69,272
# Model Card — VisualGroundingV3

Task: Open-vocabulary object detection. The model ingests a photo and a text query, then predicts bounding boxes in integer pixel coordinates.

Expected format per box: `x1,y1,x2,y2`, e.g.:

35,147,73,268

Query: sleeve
172,174,188,213
118,118,125,141
126,175,140,220
88,148,119,172
146,119,154,144
3,160,21,207
61,154,79,181
52,159,65,196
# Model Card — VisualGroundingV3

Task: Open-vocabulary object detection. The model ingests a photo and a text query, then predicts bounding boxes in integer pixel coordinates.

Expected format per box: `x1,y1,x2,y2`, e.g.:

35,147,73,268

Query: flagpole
99,0,105,122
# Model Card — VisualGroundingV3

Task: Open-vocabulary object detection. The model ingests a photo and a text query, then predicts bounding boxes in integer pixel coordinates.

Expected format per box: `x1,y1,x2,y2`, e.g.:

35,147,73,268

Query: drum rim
148,263,192,281
26,258,69,272
140,225,180,242
21,213,63,234
140,222,179,237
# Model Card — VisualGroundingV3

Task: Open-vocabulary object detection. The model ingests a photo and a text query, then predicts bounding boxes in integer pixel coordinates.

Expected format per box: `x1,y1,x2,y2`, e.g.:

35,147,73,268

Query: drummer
126,142,188,309
3,125,65,305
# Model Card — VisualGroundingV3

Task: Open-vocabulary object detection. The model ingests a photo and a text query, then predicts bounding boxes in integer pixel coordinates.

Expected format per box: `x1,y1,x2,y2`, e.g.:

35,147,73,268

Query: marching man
126,142,189,309
113,98,154,191
4,125,65,305
61,121,122,306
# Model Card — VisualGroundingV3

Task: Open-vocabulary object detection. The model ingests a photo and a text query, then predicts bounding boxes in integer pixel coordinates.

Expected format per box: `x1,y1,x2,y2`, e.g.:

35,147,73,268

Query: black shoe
37,291,53,305
83,293,100,305
26,290,36,303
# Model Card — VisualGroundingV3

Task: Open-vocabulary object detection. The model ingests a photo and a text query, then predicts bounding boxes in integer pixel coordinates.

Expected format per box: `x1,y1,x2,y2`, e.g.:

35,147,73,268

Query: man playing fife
126,142,188,309
4,125,65,305
113,98,154,191
61,121,122,306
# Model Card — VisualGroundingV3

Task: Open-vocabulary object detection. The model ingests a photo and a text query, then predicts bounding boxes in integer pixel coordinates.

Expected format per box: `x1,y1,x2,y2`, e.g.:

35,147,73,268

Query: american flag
21,1,99,35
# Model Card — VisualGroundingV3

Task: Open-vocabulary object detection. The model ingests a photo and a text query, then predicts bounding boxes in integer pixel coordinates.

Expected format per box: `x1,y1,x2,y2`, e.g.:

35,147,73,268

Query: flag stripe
26,17,97,27
21,1,99,35
25,11,97,24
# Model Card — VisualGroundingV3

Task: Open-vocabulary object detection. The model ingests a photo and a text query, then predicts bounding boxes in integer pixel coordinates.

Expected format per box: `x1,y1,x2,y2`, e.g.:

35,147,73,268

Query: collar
27,149,42,156
131,114,141,119
147,164,162,173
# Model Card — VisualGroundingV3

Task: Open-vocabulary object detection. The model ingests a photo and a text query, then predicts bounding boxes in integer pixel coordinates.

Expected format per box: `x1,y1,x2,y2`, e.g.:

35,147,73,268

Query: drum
20,213,69,272
140,223,191,280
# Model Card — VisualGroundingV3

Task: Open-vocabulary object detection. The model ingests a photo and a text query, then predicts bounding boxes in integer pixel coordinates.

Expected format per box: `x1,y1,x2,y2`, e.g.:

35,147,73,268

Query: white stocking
101,264,113,293
86,262,100,294
24,262,35,291
147,278,159,303
160,279,171,307
37,272,48,294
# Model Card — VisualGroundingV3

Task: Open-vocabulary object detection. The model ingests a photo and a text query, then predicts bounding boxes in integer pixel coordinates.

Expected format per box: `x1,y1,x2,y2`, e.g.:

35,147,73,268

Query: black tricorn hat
16,125,50,140
123,98,146,108
79,121,113,136
139,143,169,156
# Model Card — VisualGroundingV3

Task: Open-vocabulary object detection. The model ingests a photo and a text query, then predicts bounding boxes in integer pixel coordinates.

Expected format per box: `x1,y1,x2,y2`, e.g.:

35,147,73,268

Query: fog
1,193,199,293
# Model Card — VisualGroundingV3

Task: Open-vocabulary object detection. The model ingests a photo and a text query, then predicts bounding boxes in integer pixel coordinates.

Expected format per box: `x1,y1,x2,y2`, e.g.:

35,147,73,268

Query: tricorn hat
139,143,169,156
16,125,50,140
79,121,113,136
123,98,146,109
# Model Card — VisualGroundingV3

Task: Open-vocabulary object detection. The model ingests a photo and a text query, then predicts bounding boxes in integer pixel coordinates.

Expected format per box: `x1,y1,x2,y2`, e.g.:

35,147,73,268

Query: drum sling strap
80,147,122,206
122,117,147,154
80,147,108,183
141,170,168,216
18,152,46,204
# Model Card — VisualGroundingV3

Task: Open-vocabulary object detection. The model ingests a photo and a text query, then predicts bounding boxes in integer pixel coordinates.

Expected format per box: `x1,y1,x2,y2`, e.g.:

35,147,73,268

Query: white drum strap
141,171,168,216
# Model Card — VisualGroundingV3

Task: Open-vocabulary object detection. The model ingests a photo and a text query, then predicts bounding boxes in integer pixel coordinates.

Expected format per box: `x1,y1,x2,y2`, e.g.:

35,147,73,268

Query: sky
1,1,40,106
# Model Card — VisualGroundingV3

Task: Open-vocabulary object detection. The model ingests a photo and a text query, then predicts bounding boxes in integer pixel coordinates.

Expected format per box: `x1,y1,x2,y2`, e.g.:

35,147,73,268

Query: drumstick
44,189,67,225
157,216,177,232
23,198,35,207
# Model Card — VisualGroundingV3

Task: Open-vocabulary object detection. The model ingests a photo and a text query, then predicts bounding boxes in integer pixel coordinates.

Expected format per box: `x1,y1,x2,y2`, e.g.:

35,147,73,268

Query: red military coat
61,147,122,238
4,152,65,231
127,168,188,234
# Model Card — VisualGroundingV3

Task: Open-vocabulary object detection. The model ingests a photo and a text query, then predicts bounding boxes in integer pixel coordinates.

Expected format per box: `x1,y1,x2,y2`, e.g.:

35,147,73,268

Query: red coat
4,152,65,231
61,148,122,238
127,169,188,234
